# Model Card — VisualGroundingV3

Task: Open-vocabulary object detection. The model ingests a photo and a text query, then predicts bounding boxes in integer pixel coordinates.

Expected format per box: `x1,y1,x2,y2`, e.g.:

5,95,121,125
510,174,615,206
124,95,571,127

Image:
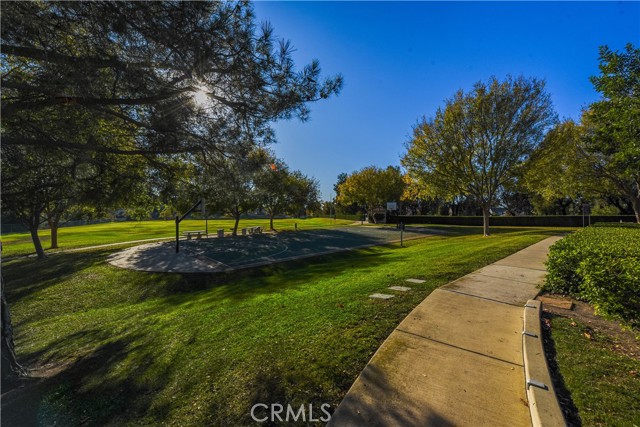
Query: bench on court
242,226,262,235
183,230,205,240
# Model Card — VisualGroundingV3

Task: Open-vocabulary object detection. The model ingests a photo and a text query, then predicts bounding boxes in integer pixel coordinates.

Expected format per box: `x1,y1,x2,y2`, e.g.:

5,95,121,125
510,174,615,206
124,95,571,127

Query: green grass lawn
2,226,566,427
546,316,640,427
0,218,354,258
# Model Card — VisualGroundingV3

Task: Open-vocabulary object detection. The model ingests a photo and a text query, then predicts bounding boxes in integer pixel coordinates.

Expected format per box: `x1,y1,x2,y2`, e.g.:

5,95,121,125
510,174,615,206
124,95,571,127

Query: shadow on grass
4,243,393,310
541,311,582,427
1,245,391,426
2,328,178,427
1,229,561,426
4,226,555,323
2,250,110,302
158,246,393,308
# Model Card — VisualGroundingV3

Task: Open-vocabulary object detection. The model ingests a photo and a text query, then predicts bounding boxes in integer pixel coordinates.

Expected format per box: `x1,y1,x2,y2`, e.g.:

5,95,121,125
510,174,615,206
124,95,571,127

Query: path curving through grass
3,227,568,426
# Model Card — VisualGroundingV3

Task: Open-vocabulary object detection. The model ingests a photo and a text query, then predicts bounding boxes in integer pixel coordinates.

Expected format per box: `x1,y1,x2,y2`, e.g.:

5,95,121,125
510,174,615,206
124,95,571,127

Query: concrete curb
522,300,567,427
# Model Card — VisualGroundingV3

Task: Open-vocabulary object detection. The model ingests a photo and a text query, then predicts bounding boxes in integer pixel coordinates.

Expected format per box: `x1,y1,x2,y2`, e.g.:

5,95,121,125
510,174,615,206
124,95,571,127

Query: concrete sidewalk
328,236,562,427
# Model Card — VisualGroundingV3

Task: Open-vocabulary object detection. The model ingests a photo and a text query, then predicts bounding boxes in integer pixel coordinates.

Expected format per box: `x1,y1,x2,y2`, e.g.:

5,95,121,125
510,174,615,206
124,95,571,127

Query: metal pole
175,215,180,253
204,198,208,237
175,199,203,253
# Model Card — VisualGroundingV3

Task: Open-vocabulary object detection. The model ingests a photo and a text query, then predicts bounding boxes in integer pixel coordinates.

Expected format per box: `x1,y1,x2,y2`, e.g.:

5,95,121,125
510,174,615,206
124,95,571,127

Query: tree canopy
336,166,405,221
1,0,342,252
254,157,320,230
402,75,556,235
523,120,590,201
582,43,640,222
522,44,640,221
1,1,342,157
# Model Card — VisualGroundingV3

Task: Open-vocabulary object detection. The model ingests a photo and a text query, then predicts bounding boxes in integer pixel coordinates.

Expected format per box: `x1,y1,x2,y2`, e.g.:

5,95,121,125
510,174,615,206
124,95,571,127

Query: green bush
544,225,640,327
544,236,584,295
592,222,640,229
578,256,640,327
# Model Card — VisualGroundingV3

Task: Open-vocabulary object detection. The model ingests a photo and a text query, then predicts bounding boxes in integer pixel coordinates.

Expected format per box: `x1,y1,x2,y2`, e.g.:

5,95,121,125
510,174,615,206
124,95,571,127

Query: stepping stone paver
389,286,412,292
405,278,425,284
369,293,395,300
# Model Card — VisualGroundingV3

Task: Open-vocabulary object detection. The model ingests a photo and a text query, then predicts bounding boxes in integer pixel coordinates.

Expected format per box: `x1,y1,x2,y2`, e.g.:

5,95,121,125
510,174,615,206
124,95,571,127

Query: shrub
544,236,584,295
592,222,640,229
578,256,640,327
544,225,640,327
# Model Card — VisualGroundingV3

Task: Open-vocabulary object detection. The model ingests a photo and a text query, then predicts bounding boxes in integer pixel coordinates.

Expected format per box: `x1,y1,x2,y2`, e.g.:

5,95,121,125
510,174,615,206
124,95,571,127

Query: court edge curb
523,300,567,427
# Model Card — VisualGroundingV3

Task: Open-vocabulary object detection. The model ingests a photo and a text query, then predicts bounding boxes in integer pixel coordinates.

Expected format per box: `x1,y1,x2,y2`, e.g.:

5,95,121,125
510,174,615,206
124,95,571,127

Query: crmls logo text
250,403,332,423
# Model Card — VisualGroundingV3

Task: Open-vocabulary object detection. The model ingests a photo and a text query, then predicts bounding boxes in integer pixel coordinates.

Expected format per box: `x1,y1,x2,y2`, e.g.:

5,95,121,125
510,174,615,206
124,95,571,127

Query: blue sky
252,1,640,200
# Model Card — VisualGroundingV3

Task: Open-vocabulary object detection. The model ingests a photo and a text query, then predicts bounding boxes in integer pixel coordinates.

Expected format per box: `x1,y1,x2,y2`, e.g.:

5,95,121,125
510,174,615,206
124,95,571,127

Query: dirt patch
538,294,639,360
538,294,639,427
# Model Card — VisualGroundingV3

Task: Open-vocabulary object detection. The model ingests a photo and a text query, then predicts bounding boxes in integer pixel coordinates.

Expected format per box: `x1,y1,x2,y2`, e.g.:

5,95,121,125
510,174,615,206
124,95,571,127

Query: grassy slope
3,227,564,426
549,317,640,427
0,218,354,258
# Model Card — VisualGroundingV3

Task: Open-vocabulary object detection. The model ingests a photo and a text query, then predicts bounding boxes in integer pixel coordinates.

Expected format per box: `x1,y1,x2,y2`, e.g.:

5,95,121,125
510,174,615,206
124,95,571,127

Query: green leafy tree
286,171,321,217
0,0,343,380
202,148,268,236
334,172,348,197
333,172,359,215
523,45,640,221
254,157,290,230
253,156,320,229
1,107,150,256
401,173,447,215
582,43,640,222
522,120,594,210
1,1,342,158
402,76,556,235
499,189,534,216
1,145,68,258
336,166,405,222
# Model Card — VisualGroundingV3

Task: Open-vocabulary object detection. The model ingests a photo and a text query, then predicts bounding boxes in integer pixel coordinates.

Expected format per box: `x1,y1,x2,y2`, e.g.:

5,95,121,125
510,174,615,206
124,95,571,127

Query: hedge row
544,225,640,327
388,215,637,227
592,222,640,229
314,213,362,221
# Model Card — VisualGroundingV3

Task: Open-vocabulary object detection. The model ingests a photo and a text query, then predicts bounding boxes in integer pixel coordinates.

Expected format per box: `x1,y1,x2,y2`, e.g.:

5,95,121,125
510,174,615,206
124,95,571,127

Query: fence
387,215,638,227
314,213,362,222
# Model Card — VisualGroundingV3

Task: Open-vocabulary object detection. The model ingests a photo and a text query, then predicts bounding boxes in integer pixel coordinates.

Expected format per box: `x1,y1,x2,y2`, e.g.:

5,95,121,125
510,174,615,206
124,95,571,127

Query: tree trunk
2,274,27,388
29,226,46,259
269,212,275,231
232,215,240,236
482,204,491,237
631,195,640,224
48,216,60,249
